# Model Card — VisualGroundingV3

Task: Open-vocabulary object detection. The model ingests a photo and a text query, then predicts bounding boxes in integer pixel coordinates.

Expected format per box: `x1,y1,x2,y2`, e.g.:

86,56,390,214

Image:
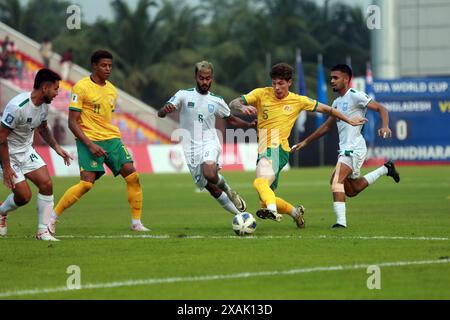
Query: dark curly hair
270,63,293,81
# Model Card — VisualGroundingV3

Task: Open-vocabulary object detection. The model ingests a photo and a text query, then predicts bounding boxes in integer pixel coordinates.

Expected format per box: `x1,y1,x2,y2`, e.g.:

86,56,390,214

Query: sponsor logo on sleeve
5,114,14,125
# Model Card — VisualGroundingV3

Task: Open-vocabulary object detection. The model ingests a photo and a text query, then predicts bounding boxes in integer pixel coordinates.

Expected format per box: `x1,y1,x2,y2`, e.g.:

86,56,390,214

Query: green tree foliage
1,0,72,41
1,0,370,107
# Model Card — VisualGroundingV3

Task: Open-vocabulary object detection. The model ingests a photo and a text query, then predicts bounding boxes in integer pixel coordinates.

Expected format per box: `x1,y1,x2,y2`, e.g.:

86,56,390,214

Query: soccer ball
232,212,257,236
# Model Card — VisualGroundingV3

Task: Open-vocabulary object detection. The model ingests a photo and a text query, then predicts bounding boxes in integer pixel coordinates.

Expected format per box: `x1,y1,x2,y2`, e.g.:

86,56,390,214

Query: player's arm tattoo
229,97,246,112
0,127,12,168
38,122,58,149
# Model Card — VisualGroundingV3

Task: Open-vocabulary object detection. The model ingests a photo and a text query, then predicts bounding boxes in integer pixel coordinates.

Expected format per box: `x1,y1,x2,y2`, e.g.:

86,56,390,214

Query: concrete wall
372,0,450,78
398,0,450,76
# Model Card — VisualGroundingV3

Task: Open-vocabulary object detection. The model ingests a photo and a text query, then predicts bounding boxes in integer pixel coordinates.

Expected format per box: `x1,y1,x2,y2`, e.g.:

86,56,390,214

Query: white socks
132,219,142,225
267,203,277,212
364,166,388,185
290,207,299,219
333,202,347,227
217,192,240,215
0,193,19,215
37,194,54,230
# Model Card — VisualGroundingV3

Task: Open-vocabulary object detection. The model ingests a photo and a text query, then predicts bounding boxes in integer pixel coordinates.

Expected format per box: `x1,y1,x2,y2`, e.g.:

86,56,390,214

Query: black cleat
384,160,400,183
332,223,346,229
255,208,282,222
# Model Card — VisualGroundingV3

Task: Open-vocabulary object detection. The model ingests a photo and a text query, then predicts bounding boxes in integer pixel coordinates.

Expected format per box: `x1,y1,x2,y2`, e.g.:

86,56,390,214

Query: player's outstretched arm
225,115,257,129
367,100,391,138
158,103,177,118
68,110,107,158
37,122,73,166
291,116,336,153
316,103,367,126
229,97,257,116
0,126,17,189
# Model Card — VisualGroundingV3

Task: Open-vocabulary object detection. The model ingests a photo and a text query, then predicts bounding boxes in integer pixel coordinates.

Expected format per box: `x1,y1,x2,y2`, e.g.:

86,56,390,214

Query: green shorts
76,138,133,179
257,146,290,190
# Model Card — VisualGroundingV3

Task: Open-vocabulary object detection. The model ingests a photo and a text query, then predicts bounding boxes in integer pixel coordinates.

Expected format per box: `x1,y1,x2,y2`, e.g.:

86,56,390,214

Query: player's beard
197,83,210,94
43,95,53,104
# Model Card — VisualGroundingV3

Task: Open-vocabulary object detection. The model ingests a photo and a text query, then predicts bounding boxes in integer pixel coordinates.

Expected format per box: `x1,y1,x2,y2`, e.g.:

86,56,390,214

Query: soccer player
291,64,400,228
158,61,256,215
230,63,367,228
48,50,149,234
0,69,72,241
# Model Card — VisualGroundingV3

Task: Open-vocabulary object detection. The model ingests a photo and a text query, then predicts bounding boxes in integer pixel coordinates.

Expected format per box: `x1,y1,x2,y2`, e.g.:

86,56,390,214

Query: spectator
52,117,66,145
0,36,10,78
39,37,53,69
1,35,9,52
136,127,147,144
118,118,127,132
6,40,16,54
60,48,73,81
15,55,23,82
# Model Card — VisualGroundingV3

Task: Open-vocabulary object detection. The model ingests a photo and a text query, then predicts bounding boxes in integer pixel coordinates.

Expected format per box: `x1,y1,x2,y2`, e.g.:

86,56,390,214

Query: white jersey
168,88,231,160
1,92,49,154
332,88,371,153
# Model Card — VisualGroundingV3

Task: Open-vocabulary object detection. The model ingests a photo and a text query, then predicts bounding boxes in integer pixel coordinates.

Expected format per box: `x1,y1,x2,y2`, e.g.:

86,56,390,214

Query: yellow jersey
69,76,121,141
242,87,318,153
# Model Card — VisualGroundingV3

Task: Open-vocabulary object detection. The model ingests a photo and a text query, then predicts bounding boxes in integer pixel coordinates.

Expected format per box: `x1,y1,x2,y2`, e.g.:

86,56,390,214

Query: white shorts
337,149,367,179
186,144,221,190
0,148,46,185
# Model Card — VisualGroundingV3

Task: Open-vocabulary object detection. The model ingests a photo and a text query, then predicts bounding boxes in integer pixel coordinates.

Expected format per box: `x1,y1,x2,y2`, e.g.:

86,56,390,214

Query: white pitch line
5,234,449,241
52,234,449,241
0,258,449,298
57,234,170,239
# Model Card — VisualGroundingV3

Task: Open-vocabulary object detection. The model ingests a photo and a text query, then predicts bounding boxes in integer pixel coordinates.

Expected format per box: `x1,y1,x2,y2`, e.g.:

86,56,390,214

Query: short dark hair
91,50,113,64
33,68,61,89
270,63,293,81
331,64,353,80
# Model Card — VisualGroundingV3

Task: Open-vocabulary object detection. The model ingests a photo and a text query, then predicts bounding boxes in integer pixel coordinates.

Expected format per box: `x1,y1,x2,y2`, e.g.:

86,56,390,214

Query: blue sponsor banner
373,78,450,100
366,77,450,163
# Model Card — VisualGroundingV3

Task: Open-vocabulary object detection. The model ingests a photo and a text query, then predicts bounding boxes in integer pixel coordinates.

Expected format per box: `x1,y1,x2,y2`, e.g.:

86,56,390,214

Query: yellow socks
54,181,93,216
54,173,143,221
276,197,295,215
253,178,276,210
257,192,294,215
125,172,143,220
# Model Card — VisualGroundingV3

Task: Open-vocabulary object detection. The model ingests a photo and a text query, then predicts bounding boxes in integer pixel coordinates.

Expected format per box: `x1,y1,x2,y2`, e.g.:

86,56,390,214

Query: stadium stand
0,21,175,146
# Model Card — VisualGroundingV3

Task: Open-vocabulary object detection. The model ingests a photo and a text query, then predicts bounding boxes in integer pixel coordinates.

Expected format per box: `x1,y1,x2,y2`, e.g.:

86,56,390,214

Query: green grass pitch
1,166,449,299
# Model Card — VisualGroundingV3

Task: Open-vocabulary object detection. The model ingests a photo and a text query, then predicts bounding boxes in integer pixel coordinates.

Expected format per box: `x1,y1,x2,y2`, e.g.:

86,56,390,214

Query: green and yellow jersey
242,87,318,153
69,76,121,141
